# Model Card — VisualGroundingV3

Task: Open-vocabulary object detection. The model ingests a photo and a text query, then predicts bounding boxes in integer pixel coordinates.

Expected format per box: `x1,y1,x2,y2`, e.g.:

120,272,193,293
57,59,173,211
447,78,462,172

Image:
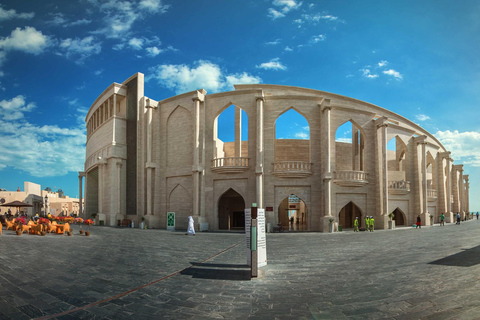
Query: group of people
353,216,375,232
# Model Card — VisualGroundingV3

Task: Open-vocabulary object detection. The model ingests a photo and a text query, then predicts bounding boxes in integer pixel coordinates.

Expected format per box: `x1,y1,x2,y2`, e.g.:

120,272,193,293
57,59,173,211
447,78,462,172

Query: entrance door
218,189,245,230
278,194,308,231
393,208,406,226
339,201,362,229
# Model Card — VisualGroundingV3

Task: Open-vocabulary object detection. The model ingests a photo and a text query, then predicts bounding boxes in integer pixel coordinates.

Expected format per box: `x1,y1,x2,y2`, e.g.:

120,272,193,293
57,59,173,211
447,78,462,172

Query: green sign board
167,212,175,230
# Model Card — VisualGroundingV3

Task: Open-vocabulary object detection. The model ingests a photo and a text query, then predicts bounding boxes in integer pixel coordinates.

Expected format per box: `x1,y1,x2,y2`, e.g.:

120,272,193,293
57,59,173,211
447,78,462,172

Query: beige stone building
80,73,470,232
0,182,82,217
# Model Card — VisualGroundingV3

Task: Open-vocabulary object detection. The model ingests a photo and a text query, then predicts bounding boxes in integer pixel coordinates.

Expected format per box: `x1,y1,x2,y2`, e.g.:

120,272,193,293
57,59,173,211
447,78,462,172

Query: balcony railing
388,180,410,195
427,188,437,200
211,157,249,173
272,161,313,178
333,170,368,187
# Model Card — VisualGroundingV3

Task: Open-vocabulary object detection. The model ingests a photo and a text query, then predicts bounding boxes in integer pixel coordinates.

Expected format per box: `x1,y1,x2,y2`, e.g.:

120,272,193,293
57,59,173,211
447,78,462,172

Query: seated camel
5,220,15,231
30,223,43,235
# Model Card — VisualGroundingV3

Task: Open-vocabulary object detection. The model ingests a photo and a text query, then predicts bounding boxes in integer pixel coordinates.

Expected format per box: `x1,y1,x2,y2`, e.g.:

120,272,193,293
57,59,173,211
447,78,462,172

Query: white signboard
245,208,267,268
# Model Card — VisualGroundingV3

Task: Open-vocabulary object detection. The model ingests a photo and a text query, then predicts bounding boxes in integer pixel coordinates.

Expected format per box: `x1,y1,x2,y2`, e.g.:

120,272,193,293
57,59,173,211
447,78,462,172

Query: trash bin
99,220,104,226
338,225,343,232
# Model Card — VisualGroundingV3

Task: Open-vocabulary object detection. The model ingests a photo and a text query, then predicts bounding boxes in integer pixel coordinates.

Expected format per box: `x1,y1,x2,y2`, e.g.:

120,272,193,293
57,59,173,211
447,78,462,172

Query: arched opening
392,207,406,226
335,120,365,171
213,104,248,160
338,201,363,229
277,194,308,231
274,108,310,163
387,136,409,190
426,152,436,193
218,188,245,230
85,167,99,218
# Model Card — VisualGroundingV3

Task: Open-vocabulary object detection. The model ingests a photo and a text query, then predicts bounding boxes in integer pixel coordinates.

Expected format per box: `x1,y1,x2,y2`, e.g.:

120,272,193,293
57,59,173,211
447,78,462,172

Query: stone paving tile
1,222,480,318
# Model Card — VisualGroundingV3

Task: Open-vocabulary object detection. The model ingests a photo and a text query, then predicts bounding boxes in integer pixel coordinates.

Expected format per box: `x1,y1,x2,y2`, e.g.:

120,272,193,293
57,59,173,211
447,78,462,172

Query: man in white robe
186,216,195,235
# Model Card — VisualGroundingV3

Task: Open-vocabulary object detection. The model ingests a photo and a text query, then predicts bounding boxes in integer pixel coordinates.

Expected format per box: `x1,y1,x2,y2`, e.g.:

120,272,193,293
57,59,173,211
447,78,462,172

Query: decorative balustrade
211,157,249,173
333,170,368,187
388,180,410,194
427,188,437,199
272,161,313,178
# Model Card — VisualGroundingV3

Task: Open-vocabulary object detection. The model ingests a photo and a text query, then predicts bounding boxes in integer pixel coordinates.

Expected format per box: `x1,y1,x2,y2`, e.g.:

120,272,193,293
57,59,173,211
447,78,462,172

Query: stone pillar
235,105,242,157
98,162,104,214
78,172,85,217
146,100,156,216
464,175,469,214
380,124,388,216
256,97,264,208
420,141,429,224
116,161,122,216
112,93,117,145
322,101,333,232
459,166,464,216
192,97,202,217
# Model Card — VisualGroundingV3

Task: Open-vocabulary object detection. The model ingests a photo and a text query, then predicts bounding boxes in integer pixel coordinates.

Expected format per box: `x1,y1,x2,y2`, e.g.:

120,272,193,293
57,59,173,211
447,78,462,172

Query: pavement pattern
1,219,480,319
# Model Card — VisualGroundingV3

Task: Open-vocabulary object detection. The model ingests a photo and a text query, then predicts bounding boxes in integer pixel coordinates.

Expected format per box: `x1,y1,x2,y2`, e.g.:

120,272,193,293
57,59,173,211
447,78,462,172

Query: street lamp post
44,195,48,217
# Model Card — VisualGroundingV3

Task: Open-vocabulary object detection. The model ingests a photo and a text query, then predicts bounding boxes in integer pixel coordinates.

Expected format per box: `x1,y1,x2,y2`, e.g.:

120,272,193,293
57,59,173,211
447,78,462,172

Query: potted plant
84,219,94,236
329,218,335,233
15,217,26,235
430,214,434,224
38,217,49,236
388,212,395,229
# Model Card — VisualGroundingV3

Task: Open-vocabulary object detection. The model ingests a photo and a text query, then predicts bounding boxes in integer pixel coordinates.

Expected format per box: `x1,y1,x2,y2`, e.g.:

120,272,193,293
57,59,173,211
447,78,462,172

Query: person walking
416,215,422,229
186,216,196,235
365,216,370,232
476,212,479,220
440,213,445,226
456,213,461,225
369,216,375,232
354,217,359,232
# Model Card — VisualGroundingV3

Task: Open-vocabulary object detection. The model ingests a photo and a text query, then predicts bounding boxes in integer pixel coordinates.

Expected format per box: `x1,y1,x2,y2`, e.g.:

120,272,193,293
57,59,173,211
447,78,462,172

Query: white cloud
383,69,403,80
0,95,87,177
284,46,293,52
360,68,378,79
295,132,308,139
59,36,101,61
266,39,281,45
0,5,34,20
415,114,430,121
256,58,287,71
378,60,388,67
268,0,302,19
148,60,261,94
336,137,353,143
311,34,326,43
128,37,144,50
435,130,480,166
301,13,344,24
89,0,169,38
0,95,35,121
146,46,162,56
225,72,262,88
0,27,50,55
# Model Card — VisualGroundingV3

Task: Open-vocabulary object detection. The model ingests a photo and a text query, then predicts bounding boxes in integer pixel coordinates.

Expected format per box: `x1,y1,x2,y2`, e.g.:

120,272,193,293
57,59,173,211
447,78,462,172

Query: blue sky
0,0,479,210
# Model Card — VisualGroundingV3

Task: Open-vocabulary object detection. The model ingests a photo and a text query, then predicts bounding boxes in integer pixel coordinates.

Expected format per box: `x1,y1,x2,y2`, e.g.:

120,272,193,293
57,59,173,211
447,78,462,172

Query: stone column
98,162,104,214
256,97,264,208
322,100,333,232
420,141,429,224
464,175,469,214
112,94,117,145
192,97,202,217
235,105,242,157
78,172,85,217
116,161,122,216
380,124,389,216
145,100,156,216
459,166,464,216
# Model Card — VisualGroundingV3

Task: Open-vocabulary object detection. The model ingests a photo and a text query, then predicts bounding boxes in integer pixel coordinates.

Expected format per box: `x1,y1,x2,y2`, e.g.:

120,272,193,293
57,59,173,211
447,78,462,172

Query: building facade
80,73,470,232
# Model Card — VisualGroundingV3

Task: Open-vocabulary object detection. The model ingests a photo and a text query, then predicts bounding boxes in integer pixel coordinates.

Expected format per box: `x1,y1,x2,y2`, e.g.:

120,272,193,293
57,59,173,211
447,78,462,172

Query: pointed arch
338,201,364,229
277,194,308,230
335,120,366,171
274,108,310,163
392,207,406,226
213,103,248,159
167,105,193,167
217,188,246,230
168,184,192,230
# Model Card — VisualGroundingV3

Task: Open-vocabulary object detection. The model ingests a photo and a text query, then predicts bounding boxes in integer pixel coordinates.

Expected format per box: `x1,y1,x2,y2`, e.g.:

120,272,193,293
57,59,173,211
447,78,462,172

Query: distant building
0,182,82,216
80,73,469,231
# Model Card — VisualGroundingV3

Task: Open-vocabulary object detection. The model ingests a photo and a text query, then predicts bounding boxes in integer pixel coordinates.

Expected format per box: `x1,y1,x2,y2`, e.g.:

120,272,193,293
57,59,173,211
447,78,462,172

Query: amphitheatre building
79,73,469,232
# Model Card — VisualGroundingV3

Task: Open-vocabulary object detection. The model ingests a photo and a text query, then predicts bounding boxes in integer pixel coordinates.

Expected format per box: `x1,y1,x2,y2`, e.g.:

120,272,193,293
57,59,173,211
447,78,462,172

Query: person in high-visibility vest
369,216,375,232
354,217,359,232
365,216,370,231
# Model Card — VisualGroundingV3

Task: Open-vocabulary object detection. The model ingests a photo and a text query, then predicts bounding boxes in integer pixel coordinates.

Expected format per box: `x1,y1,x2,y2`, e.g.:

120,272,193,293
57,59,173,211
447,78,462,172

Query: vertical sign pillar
256,96,264,208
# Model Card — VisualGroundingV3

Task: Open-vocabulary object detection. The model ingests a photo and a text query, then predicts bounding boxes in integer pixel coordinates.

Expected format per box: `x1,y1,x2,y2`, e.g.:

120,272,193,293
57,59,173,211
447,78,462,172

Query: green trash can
338,226,343,232
99,220,104,226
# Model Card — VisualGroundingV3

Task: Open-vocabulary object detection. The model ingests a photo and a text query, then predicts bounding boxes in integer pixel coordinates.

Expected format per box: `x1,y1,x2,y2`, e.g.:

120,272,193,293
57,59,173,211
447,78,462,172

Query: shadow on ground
181,262,251,280
429,245,480,267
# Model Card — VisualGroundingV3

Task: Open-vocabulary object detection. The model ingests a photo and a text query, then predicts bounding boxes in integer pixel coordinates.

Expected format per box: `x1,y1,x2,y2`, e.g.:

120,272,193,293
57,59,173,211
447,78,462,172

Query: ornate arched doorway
392,208,406,226
278,194,308,231
218,189,245,230
339,201,363,229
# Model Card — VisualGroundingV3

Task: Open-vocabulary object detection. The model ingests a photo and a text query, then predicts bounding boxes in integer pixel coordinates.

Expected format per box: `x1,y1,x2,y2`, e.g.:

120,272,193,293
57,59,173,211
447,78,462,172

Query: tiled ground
1,219,480,319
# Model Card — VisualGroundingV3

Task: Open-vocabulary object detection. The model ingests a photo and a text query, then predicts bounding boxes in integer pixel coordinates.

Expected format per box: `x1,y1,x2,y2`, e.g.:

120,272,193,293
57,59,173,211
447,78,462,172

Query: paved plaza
1,220,480,319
